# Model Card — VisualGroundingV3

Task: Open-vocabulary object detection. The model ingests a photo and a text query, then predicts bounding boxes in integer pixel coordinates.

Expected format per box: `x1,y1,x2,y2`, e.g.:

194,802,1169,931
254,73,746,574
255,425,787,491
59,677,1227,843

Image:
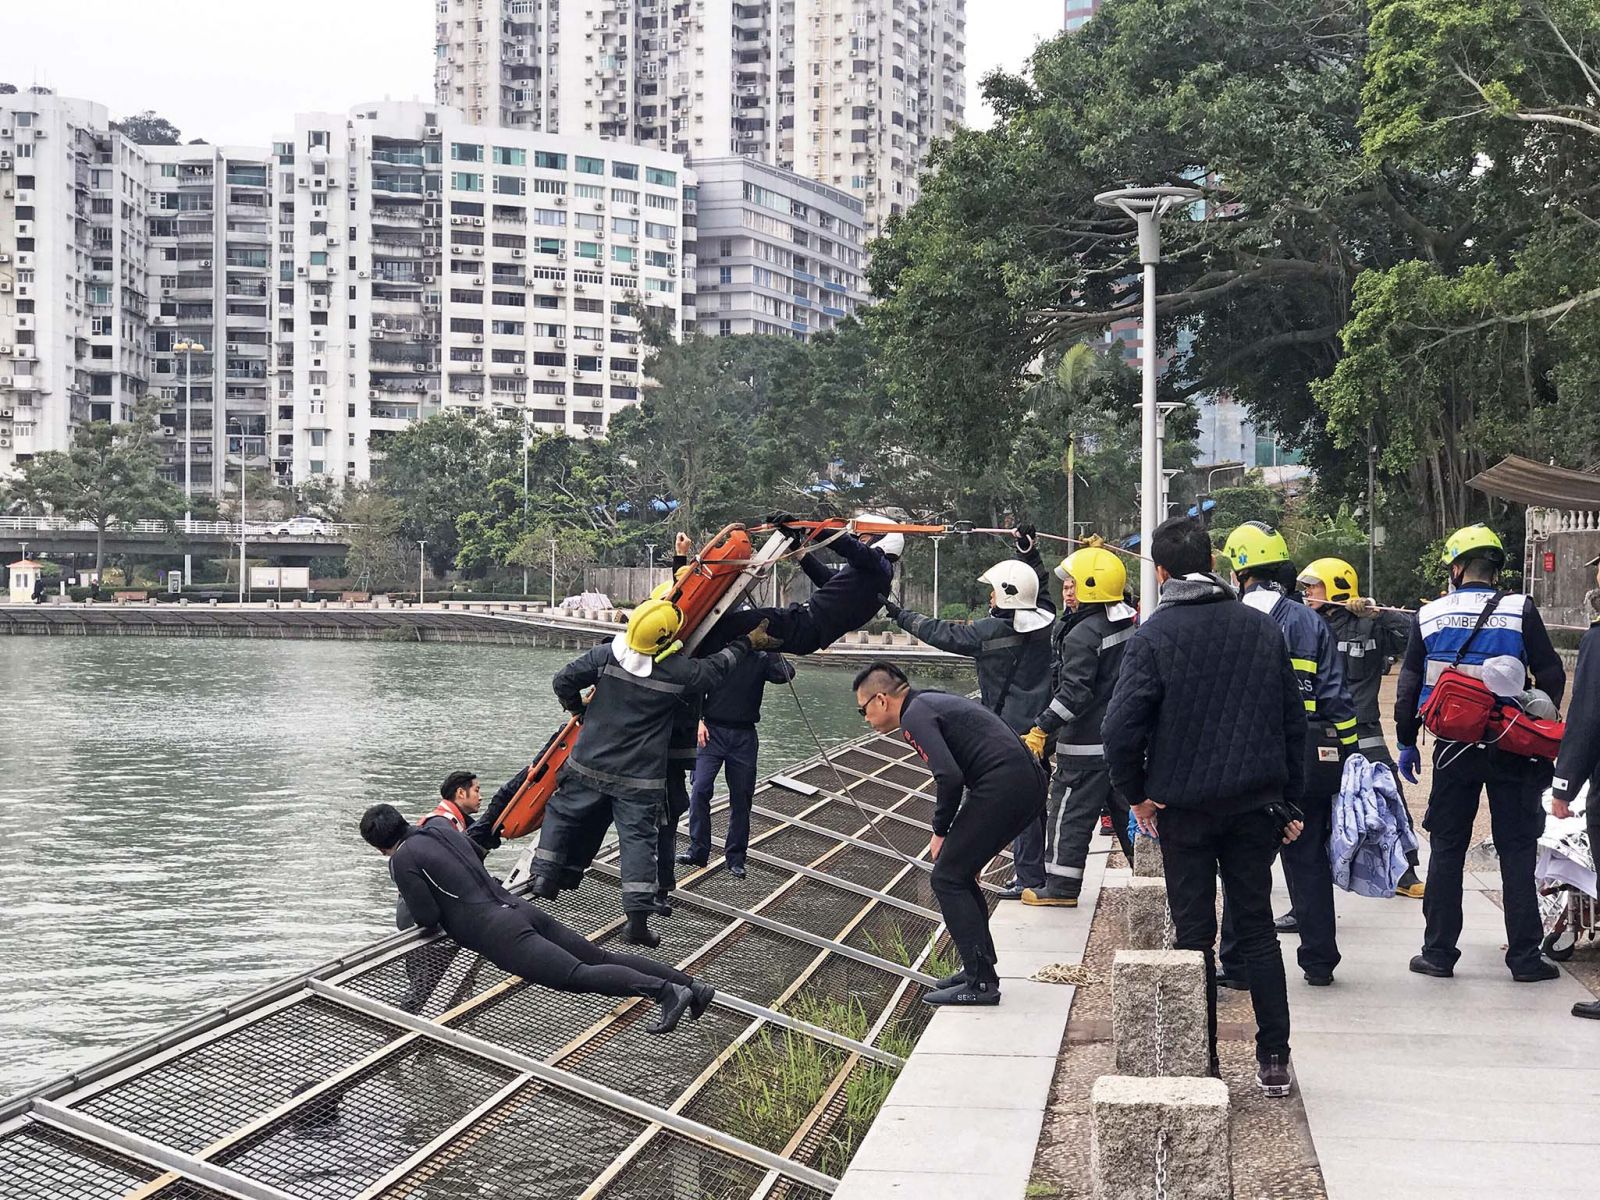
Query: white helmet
979,560,1053,633
854,512,904,559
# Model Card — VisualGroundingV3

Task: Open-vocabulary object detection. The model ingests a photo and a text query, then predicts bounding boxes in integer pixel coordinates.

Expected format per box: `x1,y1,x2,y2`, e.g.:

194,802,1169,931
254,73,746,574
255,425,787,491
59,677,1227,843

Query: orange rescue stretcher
488,516,950,840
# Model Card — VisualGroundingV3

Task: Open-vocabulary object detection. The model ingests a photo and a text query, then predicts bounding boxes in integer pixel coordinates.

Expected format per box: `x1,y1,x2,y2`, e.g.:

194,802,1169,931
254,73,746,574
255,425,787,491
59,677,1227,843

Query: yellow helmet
1297,557,1358,604
650,579,674,601
1442,523,1504,566
1055,546,1126,604
625,598,683,656
1222,521,1290,572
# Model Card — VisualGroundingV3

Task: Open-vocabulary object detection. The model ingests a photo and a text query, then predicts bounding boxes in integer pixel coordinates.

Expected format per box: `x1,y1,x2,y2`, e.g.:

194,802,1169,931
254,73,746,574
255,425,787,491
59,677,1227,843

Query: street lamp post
418,540,427,605
549,537,557,607
1094,185,1203,605
175,338,204,586
521,410,531,598
930,535,942,615
226,417,246,603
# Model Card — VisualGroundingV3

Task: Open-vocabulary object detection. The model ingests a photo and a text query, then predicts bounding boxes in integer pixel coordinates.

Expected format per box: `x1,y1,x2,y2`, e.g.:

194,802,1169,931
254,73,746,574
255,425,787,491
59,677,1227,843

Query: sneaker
1408,954,1453,978
1214,974,1250,991
1273,912,1299,933
1573,1001,1600,1020
1256,1054,1293,1098
1021,887,1079,907
995,882,1028,901
1512,959,1561,983
1304,973,1334,987
1395,868,1425,899
922,974,1001,1007
645,984,695,1035
1099,814,1113,835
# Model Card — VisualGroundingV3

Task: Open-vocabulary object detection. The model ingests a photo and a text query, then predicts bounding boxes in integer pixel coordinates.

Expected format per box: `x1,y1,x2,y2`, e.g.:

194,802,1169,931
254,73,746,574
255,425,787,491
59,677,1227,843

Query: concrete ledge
1123,876,1169,950
1111,949,1208,1077
1091,1074,1231,1200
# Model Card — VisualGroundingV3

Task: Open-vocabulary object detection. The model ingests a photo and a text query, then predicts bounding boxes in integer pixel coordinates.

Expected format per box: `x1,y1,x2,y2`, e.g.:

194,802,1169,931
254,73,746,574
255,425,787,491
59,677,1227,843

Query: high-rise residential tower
434,0,964,234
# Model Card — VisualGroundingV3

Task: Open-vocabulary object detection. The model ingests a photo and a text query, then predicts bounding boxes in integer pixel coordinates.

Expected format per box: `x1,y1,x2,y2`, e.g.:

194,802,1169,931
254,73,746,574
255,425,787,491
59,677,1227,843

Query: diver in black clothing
360,803,714,1034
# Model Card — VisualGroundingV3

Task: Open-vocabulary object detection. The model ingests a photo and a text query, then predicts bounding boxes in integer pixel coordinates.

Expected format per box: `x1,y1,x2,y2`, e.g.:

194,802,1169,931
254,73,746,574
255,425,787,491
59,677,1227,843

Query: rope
780,674,927,871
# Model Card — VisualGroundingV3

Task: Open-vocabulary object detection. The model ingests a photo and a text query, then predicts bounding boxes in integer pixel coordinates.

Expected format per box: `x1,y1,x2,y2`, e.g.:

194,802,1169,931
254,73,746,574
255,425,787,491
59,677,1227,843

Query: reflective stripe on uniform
566,758,664,792
620,881,658,892
1045,863,1085,879
1357,735,1389,750
1337,638,1378,657
1099,627,1134,652
1057,743,1105,756
1049,698,1076,722
982,633,1026,651
533,847,562,861
1290,657,1318,673
1303,699,1318,711
601,664,687,694
1334,717,1357,731
1422,660,1488,685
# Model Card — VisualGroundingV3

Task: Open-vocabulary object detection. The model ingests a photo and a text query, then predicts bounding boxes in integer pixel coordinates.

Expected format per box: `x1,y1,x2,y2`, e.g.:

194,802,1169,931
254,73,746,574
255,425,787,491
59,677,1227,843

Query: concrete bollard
1124,877,1169,950
1091,1075,1230,1200
880,631,894,645
319,600,328,610
1132,835,1164,878
1111,950,1209,1077
209,598,218,607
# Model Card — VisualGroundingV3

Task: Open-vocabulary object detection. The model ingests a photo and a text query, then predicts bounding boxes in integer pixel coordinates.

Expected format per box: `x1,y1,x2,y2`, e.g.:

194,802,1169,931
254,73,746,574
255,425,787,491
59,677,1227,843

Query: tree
509,520,600,599
0,84,17,95
112,110,183,145
339,484,412,591
10,402,185,573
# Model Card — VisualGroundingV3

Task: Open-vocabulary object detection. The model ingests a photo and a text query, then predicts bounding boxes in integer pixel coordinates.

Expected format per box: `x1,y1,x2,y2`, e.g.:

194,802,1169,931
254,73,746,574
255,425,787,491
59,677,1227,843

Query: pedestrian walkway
1291,856,1600,1200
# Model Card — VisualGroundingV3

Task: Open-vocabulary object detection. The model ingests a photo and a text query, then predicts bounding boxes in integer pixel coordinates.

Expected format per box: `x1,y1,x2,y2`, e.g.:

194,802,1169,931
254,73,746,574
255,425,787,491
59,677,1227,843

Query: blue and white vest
1415,586,1528,708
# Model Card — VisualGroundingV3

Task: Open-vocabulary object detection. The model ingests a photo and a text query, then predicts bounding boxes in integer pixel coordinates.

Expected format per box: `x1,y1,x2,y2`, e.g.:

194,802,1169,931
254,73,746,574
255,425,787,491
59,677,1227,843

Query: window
576,297,604,314
492,146,526,166
494,175,526,195
451,142,484,161
647,222,675,240
576,355,602,371
612,217,639,235
534,208,566,226
611,245,636,264
534,237,564,255
491,291,525,307
644,192,677,211
310,252,329,266
575,241,601,260
533,178,567,195
492,319,525,335
612,188,639,205
576,155,604,175
611,384,638,400
644,166,676,187
451,172,484,191
574,183,604,200
574,325,603,341
533,351,567,367
534,151,567,170
575,212,603,231
533,295,562,310
612,161,639,181
718,266,733,285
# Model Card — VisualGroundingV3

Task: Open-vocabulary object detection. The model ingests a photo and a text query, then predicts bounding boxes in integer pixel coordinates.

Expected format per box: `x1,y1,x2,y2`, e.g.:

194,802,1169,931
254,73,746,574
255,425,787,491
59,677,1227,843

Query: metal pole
549,537,556,606
234,422,246,604
1367,432,1377,594
182,345,192,586
1136,211,1161,607
418,540,427,605
1065,434,1076,551
931,536,941,614
521,412,530,598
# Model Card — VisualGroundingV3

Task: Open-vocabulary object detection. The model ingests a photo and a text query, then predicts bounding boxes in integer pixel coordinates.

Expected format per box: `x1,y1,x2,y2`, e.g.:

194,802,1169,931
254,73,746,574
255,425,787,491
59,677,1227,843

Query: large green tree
10,402,185,572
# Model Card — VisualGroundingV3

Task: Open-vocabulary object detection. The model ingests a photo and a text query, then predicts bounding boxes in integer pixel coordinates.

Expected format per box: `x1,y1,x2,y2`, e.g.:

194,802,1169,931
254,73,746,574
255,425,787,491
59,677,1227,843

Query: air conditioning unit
1,189,11,199
472,333,484,343
296,266,308,276
0,253,8,262
451,245,466,255
554,197,567,207
297,176,308,187
547,367,561,376
471,247,484,256
473,217,484,227
426,125,441,136
591,398,604,408
667,238,677,248
161,288,174,297
555,338,567,348
574,283,586,292
422,274,436,283
627,262,638,272
0,408,11,418
470,363,483,372
514,365,526,375
0,437,10,448
512,248,525,258
451,216,467,226
591,342,604,352
0,346,9,355
594,202,605,211
472,276,485,287
327,237,340,246
198,259,211,268
629,205,639,215
553,281,566,291
557,252,568,261
372,330,385,339
357,269,369,278
426,190,439,199
369,389,381,398
555,396,567,405
0,282,11,293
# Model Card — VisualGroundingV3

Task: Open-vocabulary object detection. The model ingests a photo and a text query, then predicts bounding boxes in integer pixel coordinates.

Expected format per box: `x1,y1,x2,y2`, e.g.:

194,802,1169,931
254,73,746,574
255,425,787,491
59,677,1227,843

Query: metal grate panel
678,1029,848,1153
76,998,403,1153
143,1183,239,1200
842,906,939,968
213,1041,518,1198
592,1128,772,1200
556,1005,756,1110
779,955,903,1041
450,981,628,1066
791,1056,900,1176
679,859,792,907
0,1123,156,1199
751,824,848,865
377,1082,647,1200
760,877,876,940
685,923,824,1007
808,846,907,892
340,940,512,1019
755,783,829,817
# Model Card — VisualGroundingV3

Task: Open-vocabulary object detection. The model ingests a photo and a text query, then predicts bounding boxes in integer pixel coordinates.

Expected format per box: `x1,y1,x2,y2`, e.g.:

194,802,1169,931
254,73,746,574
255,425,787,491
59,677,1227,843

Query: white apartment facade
692,156,865,338
273,103,693,484
435,0,965,235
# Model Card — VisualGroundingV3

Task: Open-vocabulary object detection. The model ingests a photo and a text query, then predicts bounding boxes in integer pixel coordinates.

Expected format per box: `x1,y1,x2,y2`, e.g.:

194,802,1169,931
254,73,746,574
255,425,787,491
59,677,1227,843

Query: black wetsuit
711,533,894,655
388,821,692,1001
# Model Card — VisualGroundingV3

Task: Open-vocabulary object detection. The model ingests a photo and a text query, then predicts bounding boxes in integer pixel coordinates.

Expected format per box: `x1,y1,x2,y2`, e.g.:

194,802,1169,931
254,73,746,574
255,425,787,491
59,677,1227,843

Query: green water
0,637,959,1097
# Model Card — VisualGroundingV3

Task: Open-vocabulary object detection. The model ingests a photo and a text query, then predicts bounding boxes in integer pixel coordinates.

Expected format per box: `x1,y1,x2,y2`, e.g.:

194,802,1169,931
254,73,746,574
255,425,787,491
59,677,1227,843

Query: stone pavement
1290,854,1600,1200
832,845,1112,1199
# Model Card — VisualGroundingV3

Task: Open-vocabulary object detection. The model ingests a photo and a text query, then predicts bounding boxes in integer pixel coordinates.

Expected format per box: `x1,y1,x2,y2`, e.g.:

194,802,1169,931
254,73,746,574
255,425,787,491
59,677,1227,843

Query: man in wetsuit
361,803,714,1034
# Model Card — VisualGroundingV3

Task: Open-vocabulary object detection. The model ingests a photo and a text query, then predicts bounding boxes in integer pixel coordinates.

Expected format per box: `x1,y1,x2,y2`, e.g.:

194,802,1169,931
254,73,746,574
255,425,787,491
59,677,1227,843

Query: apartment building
435,0,965,235
1063,0,1100,32
692,156,865,338
272,103,693,484
0,95,155,473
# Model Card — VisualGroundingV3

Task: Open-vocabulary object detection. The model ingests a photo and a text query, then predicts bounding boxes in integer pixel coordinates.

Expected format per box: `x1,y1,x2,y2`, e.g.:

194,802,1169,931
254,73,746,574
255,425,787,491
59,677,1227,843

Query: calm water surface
0,637,942,1097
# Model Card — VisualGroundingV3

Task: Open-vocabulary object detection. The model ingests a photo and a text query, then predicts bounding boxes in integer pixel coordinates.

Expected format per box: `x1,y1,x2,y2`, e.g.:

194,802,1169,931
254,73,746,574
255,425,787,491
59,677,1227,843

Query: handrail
0,516,361,538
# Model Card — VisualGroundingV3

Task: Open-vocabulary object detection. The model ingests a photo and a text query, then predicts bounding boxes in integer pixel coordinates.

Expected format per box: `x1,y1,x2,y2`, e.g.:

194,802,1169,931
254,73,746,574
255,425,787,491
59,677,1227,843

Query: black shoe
1574,1000,1600,1020
1274,912,1299,933
1512,959,1561,983
1215,974,1250,991
645,984,695,1035
1395,867,1425,899
995,883,1028,900
922,973,1001,1007
934,968,970,990
529,874,560,900
675,853,707,868
1256,1054,1293,1098
653,890,674,918
727,864,747,879
1304,973,1334,987
689,979,716,1020
1409,954,1453,978
623,912,660,949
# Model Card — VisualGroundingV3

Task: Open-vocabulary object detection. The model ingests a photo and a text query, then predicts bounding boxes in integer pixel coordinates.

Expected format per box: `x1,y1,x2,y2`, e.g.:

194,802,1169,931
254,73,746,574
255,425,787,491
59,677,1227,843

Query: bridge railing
0,516,360,539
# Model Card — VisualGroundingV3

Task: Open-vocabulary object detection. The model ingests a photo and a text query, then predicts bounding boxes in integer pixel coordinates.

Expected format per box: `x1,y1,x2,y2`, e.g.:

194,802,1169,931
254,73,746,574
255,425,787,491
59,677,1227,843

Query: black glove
1014,523,1037,555
881,595,903,619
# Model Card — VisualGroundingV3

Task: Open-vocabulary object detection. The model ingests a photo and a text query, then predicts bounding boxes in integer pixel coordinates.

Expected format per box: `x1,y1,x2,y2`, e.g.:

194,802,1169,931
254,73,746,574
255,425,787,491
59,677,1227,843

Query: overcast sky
0,0,1064,144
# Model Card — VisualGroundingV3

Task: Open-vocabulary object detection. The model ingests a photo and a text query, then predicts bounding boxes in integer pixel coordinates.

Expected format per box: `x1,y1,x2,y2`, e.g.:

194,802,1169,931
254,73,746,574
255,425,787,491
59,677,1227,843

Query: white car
269,516,329,537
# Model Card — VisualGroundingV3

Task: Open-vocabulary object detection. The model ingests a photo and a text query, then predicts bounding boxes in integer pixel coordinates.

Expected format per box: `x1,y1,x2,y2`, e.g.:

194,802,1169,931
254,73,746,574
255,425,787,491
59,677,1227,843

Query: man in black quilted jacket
1102,516,1308,1098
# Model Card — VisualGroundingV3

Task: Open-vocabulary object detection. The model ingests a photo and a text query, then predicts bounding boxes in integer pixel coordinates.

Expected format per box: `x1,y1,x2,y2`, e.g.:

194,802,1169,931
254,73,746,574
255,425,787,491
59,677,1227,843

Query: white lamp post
521,410,531,598
175,338,204,586
1093,185,1202,606
418,540,427,605
226,418,247,603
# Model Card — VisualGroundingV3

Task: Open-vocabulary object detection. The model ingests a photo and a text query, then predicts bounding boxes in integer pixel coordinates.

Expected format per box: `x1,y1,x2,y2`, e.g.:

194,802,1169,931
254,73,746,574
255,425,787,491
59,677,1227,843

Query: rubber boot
934,967,969,989
623,911,660,948
645,983,694,1034
922,962,1000,1007
689,979,716,1019
529,873,560,900
653,889,674,917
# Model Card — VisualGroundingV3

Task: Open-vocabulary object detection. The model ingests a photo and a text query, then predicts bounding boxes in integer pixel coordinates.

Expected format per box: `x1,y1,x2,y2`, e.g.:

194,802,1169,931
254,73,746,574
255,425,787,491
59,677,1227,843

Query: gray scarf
1155,572,1236,611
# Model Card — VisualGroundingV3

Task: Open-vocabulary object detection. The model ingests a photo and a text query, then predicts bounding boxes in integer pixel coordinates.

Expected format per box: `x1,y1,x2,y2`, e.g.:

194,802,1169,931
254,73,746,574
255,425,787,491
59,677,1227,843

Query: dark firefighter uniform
1396,574,1564,977
889,536,1055,896
900,689,1047,1002
1033,597,1137,899
1551,579,1600,1019
538,634,749,919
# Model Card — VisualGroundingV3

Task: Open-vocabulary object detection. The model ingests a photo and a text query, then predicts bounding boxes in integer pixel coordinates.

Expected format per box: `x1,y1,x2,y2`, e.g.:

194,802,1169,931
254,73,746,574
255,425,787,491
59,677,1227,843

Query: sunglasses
857,692,885,717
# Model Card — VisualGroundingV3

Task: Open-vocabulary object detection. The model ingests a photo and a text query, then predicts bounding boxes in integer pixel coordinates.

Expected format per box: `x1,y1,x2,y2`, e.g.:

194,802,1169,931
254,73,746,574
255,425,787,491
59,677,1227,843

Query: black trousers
656,765,692,894
1219,790,1340,980
537,778,663,914
475,899,691,1000
932,765,1045,976
710,604,828,655
687,724,760,867
1044,763,1128,893
1422,744,1547,971
1161,804,1291,1064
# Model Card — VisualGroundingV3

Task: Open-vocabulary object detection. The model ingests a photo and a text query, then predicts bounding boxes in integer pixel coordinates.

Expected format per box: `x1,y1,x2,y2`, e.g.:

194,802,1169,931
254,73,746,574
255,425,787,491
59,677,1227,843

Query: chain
1153,972,1166,1078
1154,1125,1170,1200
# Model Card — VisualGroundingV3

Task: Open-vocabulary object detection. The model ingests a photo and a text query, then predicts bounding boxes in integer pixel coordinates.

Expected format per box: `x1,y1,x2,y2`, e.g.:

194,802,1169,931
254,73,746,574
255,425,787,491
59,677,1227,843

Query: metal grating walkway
0,729,1011,1199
